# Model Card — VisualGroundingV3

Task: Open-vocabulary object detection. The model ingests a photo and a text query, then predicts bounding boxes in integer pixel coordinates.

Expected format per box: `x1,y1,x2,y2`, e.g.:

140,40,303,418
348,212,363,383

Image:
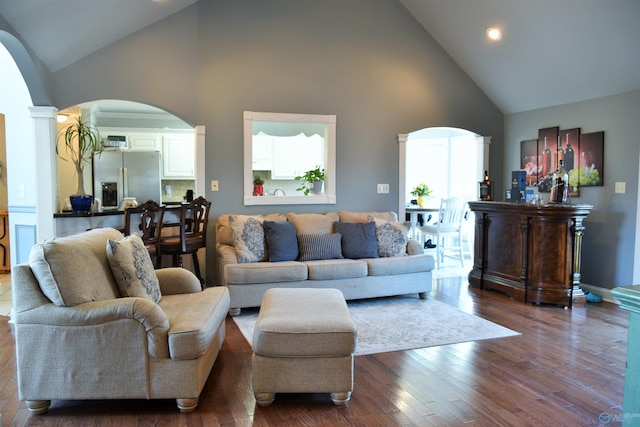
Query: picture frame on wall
559,128,580,197
536,126,559,192
520,139,539,187
579,131,604,187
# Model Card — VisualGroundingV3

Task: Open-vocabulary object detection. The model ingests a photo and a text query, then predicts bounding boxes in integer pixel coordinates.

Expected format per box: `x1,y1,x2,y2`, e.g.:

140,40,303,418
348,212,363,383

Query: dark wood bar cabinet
467,201,593,308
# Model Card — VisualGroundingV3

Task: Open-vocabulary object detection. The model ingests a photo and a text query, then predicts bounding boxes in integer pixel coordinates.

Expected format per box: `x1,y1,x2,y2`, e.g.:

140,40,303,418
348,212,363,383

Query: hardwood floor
0,274,628,426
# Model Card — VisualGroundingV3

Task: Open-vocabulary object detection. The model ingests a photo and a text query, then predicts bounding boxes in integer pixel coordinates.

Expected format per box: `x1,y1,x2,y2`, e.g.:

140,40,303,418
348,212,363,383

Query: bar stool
122,200,165,268
158,196,211,287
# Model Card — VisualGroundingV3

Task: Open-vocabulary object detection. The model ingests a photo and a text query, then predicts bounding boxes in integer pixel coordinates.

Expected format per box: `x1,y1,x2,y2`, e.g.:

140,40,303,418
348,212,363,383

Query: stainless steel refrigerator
93,151,162,210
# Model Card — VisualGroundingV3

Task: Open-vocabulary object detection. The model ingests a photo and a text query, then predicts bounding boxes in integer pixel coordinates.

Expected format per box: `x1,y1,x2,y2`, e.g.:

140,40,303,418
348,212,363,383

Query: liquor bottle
564,133,574,172
541,137,551,177
550,160,569,204
479,170,493,201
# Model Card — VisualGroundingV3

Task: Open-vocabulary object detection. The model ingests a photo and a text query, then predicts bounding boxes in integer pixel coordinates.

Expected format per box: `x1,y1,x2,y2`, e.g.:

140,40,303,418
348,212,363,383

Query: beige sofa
216,211,434,315
11,227,230,414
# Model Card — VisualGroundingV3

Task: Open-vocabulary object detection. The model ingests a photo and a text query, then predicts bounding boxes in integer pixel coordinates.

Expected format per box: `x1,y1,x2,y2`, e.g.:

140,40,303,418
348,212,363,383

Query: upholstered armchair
11,227,230,414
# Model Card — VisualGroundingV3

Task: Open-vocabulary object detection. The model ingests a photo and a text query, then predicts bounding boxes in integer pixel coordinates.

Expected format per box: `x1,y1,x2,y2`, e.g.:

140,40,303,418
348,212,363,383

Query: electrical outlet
377,183,389,194
615,182,626,194
211,180,219,192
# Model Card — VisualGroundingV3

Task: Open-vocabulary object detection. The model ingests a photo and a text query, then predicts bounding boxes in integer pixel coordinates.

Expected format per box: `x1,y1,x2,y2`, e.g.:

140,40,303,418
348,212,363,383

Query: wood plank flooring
0,275,628,426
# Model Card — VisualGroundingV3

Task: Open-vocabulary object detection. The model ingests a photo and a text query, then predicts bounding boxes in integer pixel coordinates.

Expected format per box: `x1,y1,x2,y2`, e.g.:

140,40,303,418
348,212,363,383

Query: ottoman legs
252,354,354,406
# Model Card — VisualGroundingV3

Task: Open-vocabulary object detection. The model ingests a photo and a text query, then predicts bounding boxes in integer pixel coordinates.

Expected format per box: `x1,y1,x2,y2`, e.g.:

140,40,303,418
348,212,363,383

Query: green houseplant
56,115,104,211
295,165,325,195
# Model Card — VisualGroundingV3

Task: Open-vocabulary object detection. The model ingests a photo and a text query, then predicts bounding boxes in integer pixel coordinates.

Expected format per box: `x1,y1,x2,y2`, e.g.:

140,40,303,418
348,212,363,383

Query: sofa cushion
297,233,344,261
225,261,308,284
29,228,123,306
106,235,161,303
159,286,230,360
305,259,368,280
217,213,287,246
334,221,378,259
264,220,299,262
338,211,397,223
287,212,338,234
229,215,267,263
370,216,411,257
366,253,435,276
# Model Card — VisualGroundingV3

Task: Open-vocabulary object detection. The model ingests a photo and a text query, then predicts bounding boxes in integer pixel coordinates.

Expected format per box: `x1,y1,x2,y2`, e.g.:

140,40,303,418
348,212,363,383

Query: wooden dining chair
158,196,211,287
123,199,165,268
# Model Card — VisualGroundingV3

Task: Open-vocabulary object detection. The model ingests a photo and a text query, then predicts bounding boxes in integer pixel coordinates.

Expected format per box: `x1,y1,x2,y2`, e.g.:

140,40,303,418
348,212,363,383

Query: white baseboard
580,283,620,304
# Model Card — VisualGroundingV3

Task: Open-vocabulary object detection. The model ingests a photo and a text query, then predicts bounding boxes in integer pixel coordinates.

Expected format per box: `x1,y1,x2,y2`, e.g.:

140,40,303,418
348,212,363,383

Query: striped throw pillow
297,233,344,261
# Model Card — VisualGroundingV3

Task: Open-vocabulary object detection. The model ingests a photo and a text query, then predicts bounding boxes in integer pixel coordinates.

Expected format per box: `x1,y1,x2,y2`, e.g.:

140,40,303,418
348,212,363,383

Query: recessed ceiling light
486,27,502,41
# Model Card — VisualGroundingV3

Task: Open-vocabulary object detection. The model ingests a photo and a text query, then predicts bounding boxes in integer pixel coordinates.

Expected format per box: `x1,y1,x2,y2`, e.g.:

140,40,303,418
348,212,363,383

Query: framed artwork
536,126,559,192
559,128,580,197
579,131,604,187
520,139,539,186
519,126,605,197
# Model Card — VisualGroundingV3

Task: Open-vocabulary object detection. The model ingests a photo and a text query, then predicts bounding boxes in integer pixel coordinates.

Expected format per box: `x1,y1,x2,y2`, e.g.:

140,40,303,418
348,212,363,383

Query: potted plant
410,182,432,207
253,175,265,196
295,165,325,195
56,114,104,212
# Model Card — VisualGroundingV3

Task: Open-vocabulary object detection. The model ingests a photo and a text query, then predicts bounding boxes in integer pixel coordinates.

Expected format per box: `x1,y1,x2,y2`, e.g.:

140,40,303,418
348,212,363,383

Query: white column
29,106,57,242
195,125,206,198
397,133,408,222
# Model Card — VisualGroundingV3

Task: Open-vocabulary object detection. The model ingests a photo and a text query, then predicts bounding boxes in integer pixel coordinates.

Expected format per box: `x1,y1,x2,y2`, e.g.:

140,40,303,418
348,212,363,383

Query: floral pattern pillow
369,216,410,257
106,235,161,303
229,215,266,263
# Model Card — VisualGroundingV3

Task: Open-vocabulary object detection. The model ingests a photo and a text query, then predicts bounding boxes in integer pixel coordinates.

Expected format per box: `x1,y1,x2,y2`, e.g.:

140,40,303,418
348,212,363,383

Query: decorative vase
417,195,426,207
69,195,93,213
253,184,264,196
312,181,324,194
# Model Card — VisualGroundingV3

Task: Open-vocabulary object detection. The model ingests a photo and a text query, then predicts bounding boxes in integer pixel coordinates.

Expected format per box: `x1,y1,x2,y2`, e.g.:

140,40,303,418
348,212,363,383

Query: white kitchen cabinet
271,138,324,179
128,133,160,151
162,134,195,179
252,136,273,170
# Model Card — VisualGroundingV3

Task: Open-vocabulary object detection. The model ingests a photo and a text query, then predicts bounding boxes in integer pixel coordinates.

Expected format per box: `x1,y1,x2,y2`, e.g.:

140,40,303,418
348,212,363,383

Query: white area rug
232,295,520,356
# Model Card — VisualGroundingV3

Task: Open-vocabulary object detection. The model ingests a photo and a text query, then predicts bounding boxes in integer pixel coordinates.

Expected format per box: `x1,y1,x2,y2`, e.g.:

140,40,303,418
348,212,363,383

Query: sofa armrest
155,267,202,295
14,297,170,358
406,239,424,255
217,243,239,265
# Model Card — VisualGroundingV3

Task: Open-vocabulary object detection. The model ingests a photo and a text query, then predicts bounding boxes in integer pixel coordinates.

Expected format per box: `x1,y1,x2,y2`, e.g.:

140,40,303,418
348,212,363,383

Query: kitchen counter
53,204,184,237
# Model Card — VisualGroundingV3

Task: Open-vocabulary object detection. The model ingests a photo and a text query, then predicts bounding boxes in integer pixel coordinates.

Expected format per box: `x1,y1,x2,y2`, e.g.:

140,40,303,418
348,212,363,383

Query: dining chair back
418,196,469,268
158,196,211,287
123,199,165,268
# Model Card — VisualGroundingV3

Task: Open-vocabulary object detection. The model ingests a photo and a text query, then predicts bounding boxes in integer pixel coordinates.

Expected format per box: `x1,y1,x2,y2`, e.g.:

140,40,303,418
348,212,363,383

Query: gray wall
50,0,504,284
505,90,640,289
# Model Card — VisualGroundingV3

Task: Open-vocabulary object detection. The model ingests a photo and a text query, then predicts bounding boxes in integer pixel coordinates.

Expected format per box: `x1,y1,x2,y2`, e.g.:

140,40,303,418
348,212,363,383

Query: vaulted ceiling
1,0,638,114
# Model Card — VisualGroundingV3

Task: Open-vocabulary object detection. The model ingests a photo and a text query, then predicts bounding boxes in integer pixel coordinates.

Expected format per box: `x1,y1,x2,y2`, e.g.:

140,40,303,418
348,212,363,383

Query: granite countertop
54,203,184,218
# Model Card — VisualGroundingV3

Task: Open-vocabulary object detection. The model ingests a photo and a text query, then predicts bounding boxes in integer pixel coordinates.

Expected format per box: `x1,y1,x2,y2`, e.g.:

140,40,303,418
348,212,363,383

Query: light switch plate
615,182,626,194
377,183,389,194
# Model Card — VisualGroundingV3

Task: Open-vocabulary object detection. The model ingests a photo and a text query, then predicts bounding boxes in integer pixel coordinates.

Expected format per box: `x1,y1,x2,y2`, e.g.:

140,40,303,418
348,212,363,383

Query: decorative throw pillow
106,235,161,303
369,216,410,257
334,221,378,259
297,233,344,261
287,212,339,235
264,220,299,262
229,215,266,263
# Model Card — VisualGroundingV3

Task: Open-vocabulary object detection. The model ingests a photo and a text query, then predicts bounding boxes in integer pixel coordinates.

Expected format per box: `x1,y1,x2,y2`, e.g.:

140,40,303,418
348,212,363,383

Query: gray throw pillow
297,233,344,261
106,235,161,303
264,220,299,262
334,221,378,259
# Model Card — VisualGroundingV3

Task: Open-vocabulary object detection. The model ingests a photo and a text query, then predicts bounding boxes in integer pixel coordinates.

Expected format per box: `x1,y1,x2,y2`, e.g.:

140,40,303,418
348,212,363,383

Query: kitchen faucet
272,188,286,196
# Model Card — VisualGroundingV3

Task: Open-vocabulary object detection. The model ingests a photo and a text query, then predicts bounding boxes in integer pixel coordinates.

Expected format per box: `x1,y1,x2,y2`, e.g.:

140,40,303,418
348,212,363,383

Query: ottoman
251,288,358,406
